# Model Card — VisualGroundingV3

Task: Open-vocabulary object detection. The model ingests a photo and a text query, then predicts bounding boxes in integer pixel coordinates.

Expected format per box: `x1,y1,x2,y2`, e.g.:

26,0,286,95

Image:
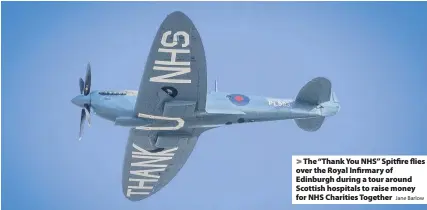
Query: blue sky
2,2,427,210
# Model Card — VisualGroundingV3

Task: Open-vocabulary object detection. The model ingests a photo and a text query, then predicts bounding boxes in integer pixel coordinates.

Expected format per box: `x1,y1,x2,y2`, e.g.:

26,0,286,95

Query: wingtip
169,11,186,16
166,11,191,21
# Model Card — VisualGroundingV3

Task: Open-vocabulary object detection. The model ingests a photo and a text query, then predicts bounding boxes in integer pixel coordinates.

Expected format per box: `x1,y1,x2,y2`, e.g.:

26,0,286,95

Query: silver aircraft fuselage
71,90,340,129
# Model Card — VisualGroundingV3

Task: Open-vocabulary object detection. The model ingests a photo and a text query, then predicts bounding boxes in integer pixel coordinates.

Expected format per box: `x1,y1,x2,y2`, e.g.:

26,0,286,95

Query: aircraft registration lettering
267,98,292,107
126,143,178,198
150,30,192,84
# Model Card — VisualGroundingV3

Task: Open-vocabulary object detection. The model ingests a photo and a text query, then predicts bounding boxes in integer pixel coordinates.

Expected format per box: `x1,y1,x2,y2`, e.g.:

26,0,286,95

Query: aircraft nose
71,95,89,107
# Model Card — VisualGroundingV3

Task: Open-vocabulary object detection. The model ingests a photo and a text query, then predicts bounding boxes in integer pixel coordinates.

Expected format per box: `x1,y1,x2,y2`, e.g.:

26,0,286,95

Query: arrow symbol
297,159,302,164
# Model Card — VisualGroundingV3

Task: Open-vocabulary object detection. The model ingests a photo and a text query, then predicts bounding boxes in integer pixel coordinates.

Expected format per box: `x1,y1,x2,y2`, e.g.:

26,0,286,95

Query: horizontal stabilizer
294,117,325,132
296,77,331,105
331,91,339,103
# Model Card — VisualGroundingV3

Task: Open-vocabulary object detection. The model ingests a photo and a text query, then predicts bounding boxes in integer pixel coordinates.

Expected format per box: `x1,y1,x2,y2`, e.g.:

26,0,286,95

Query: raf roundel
227,94,250,106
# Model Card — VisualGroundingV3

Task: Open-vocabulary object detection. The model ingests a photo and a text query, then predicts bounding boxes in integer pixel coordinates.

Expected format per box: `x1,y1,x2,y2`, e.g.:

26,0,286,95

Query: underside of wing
122,128,200,201
134,11,207,117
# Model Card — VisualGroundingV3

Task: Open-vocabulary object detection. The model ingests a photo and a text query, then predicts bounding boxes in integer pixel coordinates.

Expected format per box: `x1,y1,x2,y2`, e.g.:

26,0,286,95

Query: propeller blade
84,63,91,95
84,104,91,127
79,78,84,94
79,109,86,141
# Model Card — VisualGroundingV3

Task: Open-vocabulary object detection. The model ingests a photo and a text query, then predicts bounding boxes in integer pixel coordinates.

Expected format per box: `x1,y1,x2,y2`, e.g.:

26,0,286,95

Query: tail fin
296,77,331,105
294,77,332,132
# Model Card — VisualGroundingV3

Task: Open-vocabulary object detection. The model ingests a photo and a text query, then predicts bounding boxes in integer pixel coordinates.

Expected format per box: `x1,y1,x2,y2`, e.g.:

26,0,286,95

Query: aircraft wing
122,11,208,201
122,128,201,201
134,11,207,117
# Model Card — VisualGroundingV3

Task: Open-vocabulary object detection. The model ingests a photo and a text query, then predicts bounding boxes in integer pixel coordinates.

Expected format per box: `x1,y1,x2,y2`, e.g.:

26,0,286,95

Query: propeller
77,63,92,141
79,109,86,141
79,78,84,94
84,63,91,95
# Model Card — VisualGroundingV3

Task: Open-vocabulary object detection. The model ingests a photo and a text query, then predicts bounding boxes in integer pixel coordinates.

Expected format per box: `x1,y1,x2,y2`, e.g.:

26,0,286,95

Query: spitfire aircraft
71,11,340,201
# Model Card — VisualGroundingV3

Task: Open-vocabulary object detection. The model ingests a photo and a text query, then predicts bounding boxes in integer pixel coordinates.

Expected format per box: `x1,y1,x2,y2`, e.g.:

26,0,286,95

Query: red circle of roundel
234,95,244,102
227,94,250,106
